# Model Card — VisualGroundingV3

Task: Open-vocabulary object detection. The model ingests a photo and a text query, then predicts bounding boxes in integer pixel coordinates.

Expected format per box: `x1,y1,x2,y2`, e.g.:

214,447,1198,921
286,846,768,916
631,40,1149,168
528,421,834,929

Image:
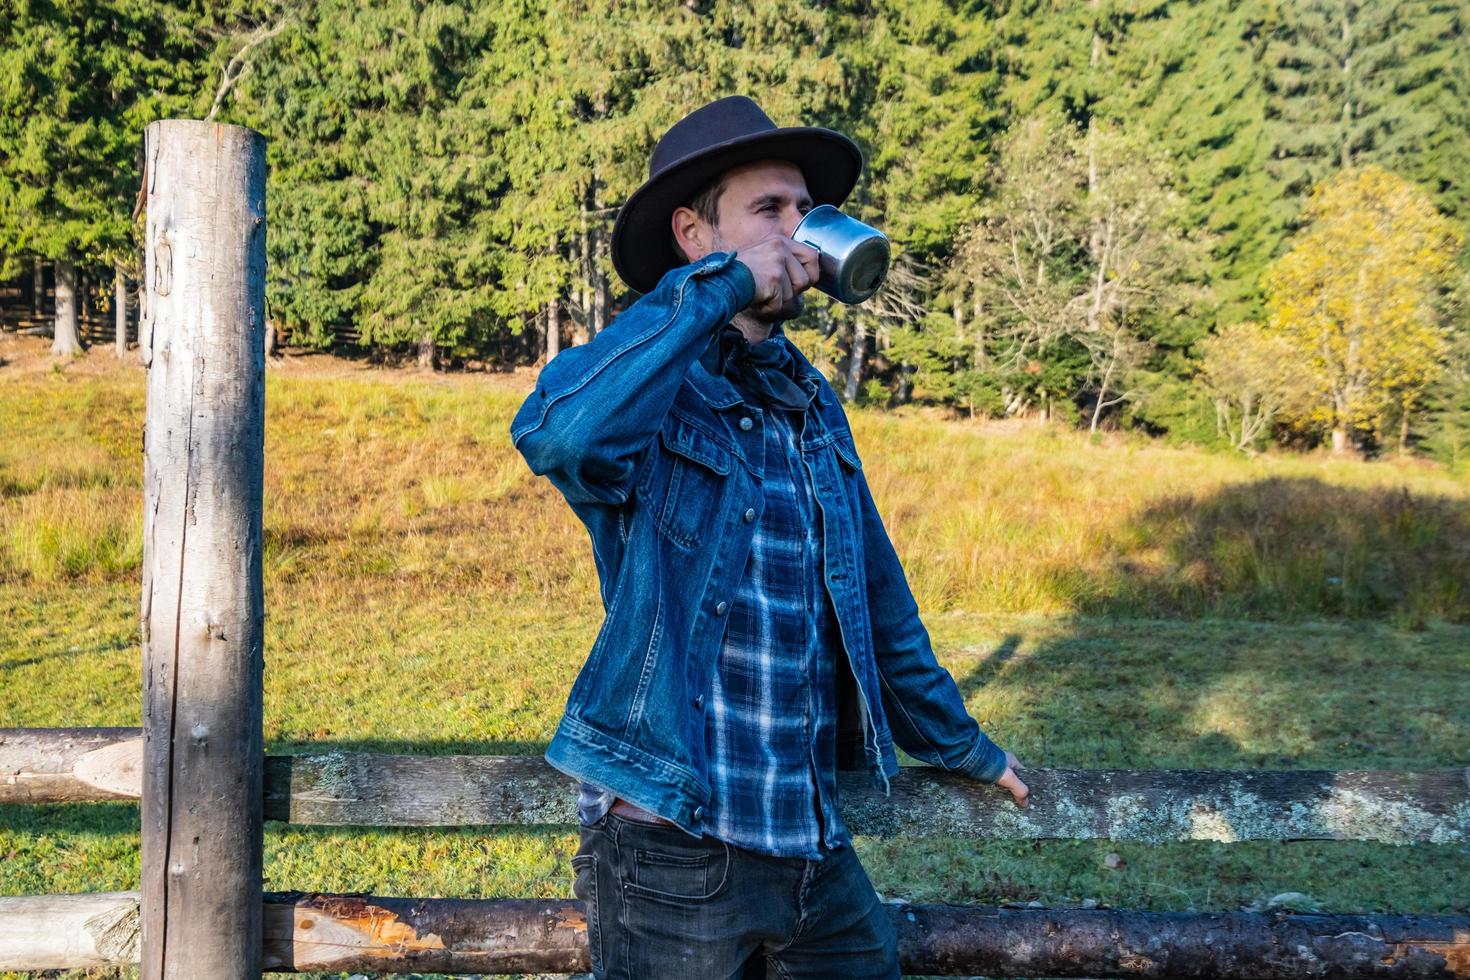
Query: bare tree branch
205,10,298,122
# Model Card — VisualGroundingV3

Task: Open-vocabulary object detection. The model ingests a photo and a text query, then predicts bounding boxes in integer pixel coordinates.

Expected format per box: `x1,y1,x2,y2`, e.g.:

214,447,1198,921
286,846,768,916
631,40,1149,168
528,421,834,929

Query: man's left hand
995,750,1030,808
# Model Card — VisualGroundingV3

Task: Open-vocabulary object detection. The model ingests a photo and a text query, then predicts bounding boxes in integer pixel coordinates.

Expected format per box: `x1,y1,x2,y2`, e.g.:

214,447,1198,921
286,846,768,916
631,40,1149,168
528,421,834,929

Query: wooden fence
1,118,1467,979
0,273,140,348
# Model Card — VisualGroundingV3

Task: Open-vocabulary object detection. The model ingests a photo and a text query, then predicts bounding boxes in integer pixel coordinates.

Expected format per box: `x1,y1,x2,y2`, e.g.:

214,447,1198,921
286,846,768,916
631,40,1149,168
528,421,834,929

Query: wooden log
139,118,268,980
0,727,142,803
3,892,1467,977
0,893,141,971
887,902,1470,978
264,754,1470,846
4,729,1468,844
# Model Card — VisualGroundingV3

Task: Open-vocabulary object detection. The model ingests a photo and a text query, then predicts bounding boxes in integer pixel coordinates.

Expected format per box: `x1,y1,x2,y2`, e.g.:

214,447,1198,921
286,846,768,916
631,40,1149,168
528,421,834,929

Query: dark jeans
570,810,901,979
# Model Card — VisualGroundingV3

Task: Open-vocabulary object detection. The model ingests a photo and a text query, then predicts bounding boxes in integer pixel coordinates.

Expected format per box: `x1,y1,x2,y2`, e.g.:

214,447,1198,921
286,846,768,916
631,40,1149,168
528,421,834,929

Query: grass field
2,332,1468,979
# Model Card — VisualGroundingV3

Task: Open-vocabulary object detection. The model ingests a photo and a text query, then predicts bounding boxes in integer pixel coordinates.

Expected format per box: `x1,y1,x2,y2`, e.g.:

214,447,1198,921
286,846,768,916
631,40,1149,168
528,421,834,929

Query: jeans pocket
570,853,603,974
623,838,730,904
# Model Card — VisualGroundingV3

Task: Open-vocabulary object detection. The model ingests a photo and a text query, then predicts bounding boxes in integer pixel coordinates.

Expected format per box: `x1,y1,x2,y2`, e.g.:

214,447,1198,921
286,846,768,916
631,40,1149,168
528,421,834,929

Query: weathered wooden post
139,119,267,979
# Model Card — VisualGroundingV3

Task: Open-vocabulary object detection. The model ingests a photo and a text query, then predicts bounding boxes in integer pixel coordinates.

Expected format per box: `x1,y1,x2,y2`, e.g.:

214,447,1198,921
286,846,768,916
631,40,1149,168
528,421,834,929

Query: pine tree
230,0,502,365
1263,0,1470,225
0,0,206,354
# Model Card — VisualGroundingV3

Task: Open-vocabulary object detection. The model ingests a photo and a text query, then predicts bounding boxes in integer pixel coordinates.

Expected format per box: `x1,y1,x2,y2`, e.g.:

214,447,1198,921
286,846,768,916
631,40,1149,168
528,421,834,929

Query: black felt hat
610,96,863,295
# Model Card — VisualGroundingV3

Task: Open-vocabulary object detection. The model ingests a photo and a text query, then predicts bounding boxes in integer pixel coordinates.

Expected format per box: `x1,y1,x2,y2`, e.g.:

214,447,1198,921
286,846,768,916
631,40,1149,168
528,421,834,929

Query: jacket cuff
688,250,756,313
956,733,1009,783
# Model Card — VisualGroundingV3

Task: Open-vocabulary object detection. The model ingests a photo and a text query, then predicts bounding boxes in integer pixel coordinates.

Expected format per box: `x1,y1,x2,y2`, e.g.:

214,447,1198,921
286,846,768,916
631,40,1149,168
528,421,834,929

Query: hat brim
611,127,863,295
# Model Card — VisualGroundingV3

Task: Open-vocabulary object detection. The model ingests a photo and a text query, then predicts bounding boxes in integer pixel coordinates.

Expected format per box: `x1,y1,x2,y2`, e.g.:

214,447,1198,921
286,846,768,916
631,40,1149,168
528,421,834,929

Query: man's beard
749,292,804,324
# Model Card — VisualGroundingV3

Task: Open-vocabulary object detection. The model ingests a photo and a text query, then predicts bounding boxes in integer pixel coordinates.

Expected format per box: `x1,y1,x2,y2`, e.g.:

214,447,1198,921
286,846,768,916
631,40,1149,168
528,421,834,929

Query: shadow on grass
266,737,549,756
0,801,140,836
1081,475,1470,624
944,475,1470,778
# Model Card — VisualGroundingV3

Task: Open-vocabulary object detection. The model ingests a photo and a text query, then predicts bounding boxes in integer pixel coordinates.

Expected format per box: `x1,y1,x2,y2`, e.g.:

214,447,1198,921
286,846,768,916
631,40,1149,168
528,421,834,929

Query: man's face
708,159,813,252
673,159,815,322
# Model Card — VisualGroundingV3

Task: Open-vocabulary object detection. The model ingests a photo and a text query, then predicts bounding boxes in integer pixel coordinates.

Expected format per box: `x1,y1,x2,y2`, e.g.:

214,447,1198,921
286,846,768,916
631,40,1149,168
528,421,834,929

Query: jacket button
738,416,754,431
693,806,706,822
743,508,756,522
714,601,728,616
693,694,705,710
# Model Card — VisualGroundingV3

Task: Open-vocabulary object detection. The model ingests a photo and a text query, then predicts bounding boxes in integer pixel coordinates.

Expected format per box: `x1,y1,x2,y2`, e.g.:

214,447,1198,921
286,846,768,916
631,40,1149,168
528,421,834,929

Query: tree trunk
1398,402,1410,457
844,319,867,402
114,264,129,358
51,259,82,356
32,256,45,316
1086,0,1103,262
139,117,266,980
579,199,592,345
1331,426,1348,454
545,298,561,363
589,177,608,337
972,291,988,367
1090,365,1113,435
135,280,149,364
592,231,607,338
897,364,914,404
1340,7,1354,170
417,334,437,370
264,320,277,360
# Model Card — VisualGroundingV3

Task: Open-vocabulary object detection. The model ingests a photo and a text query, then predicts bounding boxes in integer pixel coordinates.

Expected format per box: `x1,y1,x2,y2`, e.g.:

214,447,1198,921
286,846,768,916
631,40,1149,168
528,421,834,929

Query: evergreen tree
0,0,206,354
1263,0,1470,225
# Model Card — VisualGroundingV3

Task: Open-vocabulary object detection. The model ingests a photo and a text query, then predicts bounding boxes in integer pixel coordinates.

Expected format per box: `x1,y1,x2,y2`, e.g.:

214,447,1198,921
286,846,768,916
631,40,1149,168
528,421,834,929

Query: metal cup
790,205,891,305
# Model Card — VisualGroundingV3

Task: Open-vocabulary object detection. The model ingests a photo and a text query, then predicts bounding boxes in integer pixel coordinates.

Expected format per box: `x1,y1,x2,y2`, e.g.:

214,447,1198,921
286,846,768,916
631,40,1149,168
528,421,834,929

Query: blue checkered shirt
578,328,849,859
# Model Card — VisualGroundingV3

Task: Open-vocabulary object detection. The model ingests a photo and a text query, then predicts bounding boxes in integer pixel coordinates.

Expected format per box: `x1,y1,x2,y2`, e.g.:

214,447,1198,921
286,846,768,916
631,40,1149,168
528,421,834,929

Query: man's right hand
733,236,821,319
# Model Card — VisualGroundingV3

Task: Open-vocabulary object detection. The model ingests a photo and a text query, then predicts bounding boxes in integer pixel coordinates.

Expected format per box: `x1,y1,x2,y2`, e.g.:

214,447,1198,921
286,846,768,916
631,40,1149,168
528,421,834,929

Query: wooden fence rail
3,892,1468,978
4,727,1468,844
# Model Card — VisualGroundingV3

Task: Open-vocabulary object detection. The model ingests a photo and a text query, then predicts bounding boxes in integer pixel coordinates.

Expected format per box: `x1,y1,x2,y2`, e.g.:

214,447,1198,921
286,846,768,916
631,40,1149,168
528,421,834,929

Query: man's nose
780,206,806,238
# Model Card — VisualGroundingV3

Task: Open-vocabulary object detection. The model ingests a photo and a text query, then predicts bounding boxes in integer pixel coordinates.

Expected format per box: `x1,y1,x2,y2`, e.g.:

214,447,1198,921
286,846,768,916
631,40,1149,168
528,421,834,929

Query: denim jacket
510,250,1009,837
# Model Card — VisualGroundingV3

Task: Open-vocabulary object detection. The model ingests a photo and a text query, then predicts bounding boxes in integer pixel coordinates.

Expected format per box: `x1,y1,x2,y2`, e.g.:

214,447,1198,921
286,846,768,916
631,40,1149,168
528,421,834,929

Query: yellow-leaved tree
1262,165,1464,454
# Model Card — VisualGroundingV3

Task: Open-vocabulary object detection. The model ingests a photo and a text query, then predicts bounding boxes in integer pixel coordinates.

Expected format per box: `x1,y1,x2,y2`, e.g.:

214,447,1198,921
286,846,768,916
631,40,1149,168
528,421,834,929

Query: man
511,96,1030,979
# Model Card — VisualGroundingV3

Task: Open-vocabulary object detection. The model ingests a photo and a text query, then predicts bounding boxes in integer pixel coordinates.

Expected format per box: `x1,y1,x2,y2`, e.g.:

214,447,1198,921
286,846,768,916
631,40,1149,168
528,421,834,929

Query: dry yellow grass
6,335,1468,627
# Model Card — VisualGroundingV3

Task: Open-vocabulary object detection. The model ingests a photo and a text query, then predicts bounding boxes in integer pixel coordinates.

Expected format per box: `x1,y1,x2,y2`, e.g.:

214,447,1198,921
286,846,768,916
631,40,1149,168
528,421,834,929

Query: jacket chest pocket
642,420,732,550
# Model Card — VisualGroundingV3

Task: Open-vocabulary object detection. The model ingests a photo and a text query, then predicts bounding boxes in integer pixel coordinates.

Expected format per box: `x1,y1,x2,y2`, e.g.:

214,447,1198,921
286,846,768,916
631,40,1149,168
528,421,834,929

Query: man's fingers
999,767,1030,808
761,271,791,314
791,238,821,279
782,251,811,294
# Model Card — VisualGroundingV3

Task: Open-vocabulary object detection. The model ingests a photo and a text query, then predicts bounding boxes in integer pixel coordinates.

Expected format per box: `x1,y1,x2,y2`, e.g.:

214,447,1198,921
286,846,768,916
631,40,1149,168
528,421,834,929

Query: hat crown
649,96,778,179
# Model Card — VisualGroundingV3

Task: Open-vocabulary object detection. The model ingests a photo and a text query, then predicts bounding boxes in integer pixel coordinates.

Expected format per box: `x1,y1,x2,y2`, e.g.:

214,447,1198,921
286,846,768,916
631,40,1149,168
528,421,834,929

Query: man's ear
671,205,710,263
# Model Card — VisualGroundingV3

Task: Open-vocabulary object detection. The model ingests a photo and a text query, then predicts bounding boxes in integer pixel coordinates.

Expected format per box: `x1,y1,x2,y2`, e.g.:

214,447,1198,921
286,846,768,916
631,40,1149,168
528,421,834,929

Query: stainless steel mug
790,205,891,305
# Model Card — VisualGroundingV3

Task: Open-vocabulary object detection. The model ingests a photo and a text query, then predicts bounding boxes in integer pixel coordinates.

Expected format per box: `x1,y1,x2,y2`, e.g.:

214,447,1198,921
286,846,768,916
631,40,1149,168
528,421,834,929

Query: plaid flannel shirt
578,327,848,859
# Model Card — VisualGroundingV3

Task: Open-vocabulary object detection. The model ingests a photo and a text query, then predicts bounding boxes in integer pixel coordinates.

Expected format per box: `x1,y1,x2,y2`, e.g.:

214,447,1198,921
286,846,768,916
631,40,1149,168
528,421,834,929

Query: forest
3,0,1468,461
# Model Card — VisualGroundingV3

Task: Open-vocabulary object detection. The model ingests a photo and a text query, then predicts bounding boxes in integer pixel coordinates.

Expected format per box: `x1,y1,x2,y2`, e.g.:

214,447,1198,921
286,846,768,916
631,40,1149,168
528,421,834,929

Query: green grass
2,339,1468,978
